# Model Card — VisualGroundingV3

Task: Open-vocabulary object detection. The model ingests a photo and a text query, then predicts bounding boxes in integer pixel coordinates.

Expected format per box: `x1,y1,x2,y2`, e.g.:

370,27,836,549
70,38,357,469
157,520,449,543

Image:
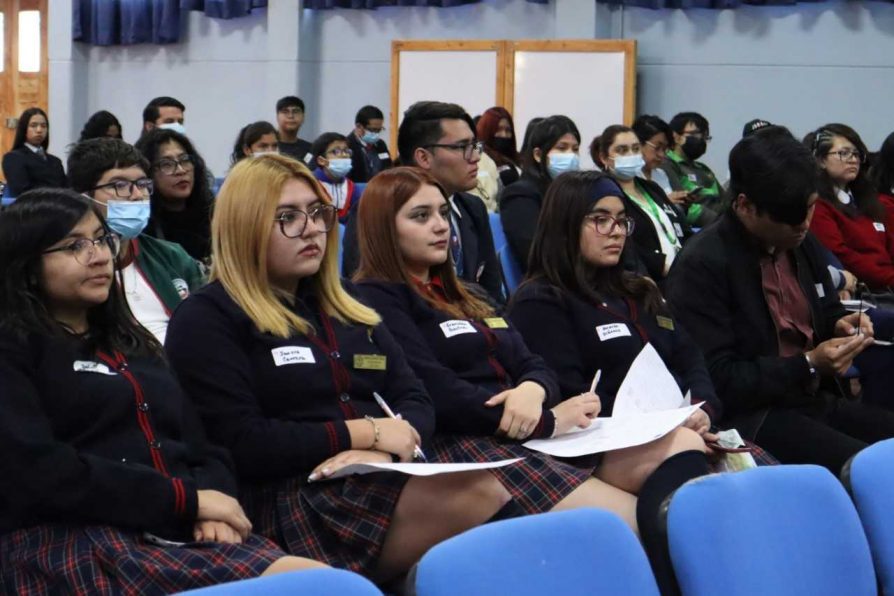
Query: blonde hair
211,154,379,337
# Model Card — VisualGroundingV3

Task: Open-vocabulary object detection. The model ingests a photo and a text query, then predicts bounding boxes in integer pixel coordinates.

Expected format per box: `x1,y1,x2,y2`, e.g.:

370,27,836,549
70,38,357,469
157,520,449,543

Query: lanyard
630,182,681,247
306,308,358,419
470,321,510,390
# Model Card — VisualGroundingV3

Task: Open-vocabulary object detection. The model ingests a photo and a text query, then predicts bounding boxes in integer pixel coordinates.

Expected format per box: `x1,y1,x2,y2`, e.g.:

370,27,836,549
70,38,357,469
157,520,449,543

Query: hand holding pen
373,392,428,462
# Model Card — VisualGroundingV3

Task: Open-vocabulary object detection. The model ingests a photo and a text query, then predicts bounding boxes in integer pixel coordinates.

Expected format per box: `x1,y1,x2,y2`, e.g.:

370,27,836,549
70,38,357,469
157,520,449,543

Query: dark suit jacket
341,191,505,305
2,147,67,196
498,175,547,274
346,133,393,183
622,176,691,282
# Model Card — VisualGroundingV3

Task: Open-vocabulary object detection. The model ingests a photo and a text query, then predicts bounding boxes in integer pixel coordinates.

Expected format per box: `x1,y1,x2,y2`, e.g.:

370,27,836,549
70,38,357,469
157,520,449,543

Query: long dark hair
804,123,884,221
521,115,581,188
870,131,894,197
523,171,666,314
230,120,278,166
0,189,162,356
13,107,50,150
78,110,123,142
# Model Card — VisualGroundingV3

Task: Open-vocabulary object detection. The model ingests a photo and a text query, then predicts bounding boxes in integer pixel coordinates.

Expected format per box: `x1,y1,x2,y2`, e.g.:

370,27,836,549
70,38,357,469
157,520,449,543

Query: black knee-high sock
636,450,710,596
485,498,525,524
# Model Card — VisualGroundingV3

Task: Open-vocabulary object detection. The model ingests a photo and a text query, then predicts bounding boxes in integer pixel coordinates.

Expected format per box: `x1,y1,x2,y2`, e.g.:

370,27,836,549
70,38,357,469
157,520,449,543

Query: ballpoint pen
373,391,428,462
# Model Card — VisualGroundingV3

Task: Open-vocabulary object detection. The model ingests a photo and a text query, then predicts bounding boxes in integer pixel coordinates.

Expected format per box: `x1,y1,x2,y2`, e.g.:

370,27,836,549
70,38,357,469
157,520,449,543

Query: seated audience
166,155,517,582
632,115,689,206
2,107,67,196
662,111,723,226
665,127,894,474
141,96,186,137
870,130,894,203
0,189,321,593
78,110,123,142
311,132,363,222
276,96,313,165
68,138,205,343
135,129,214,262
499,115,581,274
806,124,894,292
347,105,393,182
230,121,279,167
477,106,522,190
598,124,689,281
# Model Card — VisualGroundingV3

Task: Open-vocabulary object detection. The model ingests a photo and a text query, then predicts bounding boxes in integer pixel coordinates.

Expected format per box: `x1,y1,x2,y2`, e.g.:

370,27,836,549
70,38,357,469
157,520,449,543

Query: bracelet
364,415,380,449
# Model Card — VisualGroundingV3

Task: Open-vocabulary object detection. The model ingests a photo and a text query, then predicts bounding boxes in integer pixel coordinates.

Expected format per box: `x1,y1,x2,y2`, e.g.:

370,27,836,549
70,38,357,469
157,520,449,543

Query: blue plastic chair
337,222,346,277
843,439,894,595
488,212,523,294
212,177,225,197
666,465,876,596
1,182,14,207
414,508,659,596
176,568,383,595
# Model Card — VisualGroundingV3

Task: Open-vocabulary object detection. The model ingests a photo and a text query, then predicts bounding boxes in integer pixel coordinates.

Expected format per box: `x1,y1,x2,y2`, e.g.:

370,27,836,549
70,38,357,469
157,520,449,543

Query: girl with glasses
0,188,323,594
165,155,514,583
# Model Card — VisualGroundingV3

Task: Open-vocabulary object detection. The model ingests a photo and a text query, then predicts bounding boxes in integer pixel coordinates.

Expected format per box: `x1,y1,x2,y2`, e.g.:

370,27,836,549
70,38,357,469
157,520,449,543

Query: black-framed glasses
273,204,338,238
364,125,385,134
683,130,713,142
828,149,865,163
424,140,484,161
327,148,353,158
90,178,154,198
585,214,635,236
42,233,121,266
154,154,195,176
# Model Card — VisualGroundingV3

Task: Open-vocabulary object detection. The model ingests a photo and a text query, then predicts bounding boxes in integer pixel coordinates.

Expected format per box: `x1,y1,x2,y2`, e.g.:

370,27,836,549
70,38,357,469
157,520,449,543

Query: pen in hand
373,392,428,462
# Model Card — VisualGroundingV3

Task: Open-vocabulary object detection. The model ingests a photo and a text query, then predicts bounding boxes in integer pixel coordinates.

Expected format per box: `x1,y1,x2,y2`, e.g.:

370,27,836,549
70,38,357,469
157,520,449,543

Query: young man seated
347,105,393,183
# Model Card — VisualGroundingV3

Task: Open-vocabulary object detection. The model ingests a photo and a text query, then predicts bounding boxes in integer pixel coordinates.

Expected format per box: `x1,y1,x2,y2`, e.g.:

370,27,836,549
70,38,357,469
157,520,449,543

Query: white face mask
252,150,279,158
611,154,645,181
158,122,187,136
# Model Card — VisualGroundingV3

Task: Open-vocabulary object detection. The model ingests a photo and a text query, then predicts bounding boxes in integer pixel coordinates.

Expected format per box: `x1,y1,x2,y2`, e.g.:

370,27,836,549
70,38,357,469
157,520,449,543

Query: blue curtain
73,0,267,46
303,0,548,9
598,0,824,7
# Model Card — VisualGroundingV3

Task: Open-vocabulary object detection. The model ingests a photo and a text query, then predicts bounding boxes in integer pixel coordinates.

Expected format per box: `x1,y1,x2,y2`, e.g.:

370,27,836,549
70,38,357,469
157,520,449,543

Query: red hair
476,106,519,167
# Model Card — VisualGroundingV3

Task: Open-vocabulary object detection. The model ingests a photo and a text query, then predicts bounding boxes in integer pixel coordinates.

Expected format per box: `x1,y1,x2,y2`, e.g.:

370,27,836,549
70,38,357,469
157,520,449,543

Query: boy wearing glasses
663,111,723,227
347,105,393,183
310,133,363,223
276,96,313,166
67,138,204,343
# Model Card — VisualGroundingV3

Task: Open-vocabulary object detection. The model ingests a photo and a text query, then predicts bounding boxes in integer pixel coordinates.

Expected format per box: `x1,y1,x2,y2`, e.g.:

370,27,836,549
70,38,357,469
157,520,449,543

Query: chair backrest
667,465,876,596
414,508,659,596
176,568,383,595
488,212,523,294
212,177,225,197
337,222,346,277
843,438,894,595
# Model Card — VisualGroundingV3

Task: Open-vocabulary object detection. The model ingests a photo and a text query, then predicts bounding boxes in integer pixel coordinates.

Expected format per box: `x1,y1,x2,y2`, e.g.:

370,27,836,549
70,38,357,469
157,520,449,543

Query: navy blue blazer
2,146,67,196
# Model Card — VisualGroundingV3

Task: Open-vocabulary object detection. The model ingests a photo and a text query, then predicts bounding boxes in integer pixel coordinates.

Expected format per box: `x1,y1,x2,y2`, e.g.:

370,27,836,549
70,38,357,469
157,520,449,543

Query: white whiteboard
513,51,628,169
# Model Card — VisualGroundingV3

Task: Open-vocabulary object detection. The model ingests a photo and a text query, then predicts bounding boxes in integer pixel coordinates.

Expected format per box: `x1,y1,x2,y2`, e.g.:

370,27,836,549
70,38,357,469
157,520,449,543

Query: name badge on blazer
378,152,390,160
354,354,387,371
874,222,886,232
271,346,315,366
73,360,117,375
484,317,509,329
815,284,826,299
440,320,477,338
596,323,631,341
656,316,675,331
673,223,684,237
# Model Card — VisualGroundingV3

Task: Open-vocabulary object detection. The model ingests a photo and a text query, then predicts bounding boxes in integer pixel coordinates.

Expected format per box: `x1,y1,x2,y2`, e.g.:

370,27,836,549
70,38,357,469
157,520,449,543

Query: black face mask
490,137,516,156
681,136,707,161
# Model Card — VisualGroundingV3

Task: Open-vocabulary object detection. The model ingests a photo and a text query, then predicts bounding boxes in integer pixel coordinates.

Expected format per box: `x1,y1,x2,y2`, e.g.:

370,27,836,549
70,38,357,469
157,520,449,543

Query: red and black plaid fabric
0,524,285,595
241,472,409,575
429,434,592,514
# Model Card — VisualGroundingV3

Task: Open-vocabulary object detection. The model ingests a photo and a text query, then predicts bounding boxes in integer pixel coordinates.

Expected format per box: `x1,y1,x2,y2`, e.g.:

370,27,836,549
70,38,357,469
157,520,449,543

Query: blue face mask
158,122,187,136
327,158,353,179
361,130,380,145
612,154,645,181
106,200,151,239
547,152,580,178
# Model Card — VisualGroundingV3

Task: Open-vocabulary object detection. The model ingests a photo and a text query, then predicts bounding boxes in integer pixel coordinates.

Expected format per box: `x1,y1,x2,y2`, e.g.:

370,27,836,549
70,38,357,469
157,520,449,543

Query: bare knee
666,427,707,455
404,470,511,520
261,555,328,576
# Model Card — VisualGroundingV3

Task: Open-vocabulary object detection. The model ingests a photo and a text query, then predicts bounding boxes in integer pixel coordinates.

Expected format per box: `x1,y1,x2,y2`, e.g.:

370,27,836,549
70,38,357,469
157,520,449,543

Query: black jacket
622,177,691,281
2,147,67,196
346,132,393,183
664,211,847,425
498,175,547,273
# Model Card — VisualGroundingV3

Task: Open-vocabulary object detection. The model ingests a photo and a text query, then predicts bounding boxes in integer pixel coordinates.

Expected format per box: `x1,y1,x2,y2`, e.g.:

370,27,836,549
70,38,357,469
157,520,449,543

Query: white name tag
377,152,390,160
688,174,698,183
596,323,631,342
303,154,313,164
874,222,886,232
673,223,684,237
815,283,826,298
440,320,478,338
271,346,316,366
73,360,117,375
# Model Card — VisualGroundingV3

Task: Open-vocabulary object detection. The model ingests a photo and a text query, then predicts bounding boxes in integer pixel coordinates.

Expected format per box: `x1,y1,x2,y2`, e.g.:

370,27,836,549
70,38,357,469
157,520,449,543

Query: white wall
50,0,894,176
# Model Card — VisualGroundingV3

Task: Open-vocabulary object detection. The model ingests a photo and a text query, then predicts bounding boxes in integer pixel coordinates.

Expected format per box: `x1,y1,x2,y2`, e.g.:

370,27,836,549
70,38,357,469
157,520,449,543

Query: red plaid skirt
0,524,285,595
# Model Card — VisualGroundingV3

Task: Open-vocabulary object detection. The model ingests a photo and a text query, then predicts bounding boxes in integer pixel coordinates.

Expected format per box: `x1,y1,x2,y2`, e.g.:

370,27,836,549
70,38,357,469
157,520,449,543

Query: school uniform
0,330,285,594
2,145,67,196
144,191,213,262
165,280,437,573
507,278,722,422
346,132,393,183
357,279,592,507
621,177,690,281
662,149,723,226
313,167,363,223
498,175,547,273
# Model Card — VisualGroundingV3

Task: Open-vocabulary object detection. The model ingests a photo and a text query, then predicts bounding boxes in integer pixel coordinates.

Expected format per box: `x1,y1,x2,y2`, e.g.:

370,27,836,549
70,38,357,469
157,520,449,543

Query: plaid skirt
0,524,285,596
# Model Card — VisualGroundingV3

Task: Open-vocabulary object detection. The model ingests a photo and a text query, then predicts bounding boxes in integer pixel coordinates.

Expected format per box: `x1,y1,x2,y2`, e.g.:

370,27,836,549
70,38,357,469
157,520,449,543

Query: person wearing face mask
68,138,205,343
140,96,186,137
347,105,393,183
230,121,280,168
498,115,581,276
311,132,364,224
599,124,689,282
663,112,723,227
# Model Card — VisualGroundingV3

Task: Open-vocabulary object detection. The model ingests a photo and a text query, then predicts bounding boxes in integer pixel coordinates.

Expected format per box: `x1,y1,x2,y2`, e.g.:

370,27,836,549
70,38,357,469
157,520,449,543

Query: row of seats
177,439,894,596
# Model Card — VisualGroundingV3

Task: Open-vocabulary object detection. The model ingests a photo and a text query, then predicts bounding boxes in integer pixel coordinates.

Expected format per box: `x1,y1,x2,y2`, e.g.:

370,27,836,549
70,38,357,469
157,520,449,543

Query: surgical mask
547,152,580,178
681,136,707,161
106,200,151,239
327,158,353,179
252,150,279,158
361,130,380,145
612,154,645,181
159,122,187,136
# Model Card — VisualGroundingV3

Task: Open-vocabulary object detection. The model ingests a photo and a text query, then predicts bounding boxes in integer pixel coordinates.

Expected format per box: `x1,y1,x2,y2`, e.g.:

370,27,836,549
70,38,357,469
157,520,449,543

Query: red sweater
809,196,894,291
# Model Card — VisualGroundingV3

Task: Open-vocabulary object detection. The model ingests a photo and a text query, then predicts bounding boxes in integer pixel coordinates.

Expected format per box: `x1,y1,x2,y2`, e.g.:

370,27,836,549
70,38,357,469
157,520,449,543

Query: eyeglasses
424,140,484,161
827,149,865,163
327,148,353,158
683,131,713,142
273,204,338,238
42,233,121,266
645,141,668,154
90,178,154,199
154,155,194,176
364,126,385,134
610,144,642,156
585,214,635,236
279,108,304,117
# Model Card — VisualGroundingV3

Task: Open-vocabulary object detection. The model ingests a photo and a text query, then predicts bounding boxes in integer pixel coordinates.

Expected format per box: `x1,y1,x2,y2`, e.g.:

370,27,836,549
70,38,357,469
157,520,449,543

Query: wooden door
0,0,49,181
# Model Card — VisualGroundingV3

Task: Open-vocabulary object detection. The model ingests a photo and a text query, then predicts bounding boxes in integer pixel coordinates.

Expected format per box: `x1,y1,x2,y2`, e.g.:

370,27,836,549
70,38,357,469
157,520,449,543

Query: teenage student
2,107,67,196
231,121,280,167
311,132,363,222
347,105,393,183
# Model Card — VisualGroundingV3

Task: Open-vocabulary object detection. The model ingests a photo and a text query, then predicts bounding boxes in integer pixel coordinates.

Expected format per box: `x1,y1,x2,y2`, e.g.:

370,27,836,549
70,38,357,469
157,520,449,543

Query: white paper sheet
611,343,685,417
320,458,524,480
523,404,702,457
